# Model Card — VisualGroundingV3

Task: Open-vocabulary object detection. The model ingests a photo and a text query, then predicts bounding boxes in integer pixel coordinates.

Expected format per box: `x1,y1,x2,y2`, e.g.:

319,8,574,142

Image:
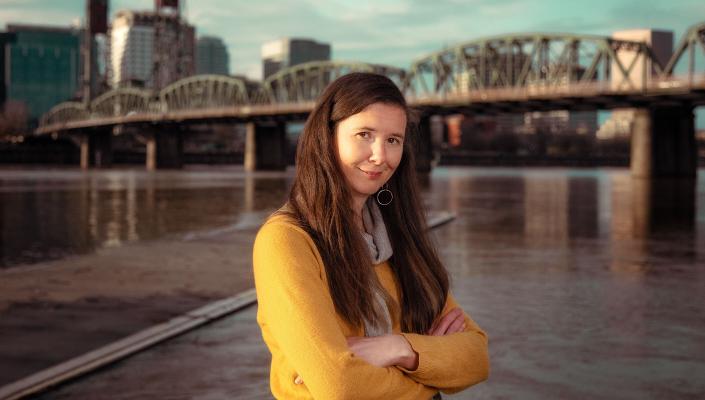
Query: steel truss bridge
35,22,705,176
39,21,705,133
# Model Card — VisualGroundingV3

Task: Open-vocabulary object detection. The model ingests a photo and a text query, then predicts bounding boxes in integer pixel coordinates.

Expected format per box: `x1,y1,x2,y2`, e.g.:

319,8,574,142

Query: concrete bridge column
244,121,288,171
79,133,90,169
144,125,184,170
145,134,157,171
414,116,435,173
631,106,697,179
76,129,113,169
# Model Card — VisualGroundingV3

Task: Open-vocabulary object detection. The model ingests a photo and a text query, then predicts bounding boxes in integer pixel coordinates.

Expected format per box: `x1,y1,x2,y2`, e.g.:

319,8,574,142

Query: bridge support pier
415,116,435,173
144,126,184,170
79,134,89,169
244,121,288,171
77,129,113,169
631,106,697,179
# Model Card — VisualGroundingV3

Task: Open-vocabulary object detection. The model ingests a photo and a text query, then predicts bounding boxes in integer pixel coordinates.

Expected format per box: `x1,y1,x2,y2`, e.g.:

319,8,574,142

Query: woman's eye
357,132,371,139
388,137,401,144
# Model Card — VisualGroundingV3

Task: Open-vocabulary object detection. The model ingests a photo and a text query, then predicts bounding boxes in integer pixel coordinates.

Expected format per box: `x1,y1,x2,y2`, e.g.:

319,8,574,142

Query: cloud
303,0,411,22
524,0,705,37
171,0,538,78
0,0,82,27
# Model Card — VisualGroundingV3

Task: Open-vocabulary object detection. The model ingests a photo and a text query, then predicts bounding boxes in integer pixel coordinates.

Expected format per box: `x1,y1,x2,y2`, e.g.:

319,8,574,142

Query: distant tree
0,101,29,138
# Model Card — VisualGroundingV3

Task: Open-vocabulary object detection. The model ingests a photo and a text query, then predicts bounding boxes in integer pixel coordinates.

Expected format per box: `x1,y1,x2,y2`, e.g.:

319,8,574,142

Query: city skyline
0,0,703,81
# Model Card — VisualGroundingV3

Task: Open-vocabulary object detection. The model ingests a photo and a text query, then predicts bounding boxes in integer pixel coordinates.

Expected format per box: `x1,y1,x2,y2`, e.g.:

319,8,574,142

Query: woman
253,72,489,399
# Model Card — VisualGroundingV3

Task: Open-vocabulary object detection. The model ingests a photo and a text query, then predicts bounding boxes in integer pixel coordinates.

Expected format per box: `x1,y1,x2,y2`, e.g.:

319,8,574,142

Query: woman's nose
368,140,386,165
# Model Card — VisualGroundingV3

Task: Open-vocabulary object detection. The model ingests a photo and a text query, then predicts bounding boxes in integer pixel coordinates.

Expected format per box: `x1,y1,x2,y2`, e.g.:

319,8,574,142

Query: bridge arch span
406,33,654,96
159,74,252,111
260,60,407,104
90,88,154,118
663,21,705,76
40,102,89,126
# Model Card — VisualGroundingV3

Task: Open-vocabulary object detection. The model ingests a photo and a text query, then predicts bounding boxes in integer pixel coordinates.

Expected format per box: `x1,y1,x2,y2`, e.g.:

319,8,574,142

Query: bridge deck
36,79,705,136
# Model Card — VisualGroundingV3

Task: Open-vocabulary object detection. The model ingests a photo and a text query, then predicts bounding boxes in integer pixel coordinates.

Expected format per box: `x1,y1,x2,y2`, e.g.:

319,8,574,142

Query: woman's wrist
394,334,419,370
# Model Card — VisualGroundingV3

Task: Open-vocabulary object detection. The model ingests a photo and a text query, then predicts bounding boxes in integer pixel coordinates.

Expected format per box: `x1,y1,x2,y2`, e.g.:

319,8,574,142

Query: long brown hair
282,72,449,334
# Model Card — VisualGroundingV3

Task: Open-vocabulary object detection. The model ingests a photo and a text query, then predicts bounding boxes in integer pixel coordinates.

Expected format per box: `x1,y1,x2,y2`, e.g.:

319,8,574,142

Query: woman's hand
346,334,418,370
296,334,418,384
427,307,466,336
342,308,467,373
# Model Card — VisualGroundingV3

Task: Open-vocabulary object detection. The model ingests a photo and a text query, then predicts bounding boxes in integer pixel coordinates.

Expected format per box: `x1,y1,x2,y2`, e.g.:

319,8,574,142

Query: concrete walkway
0,214,266,388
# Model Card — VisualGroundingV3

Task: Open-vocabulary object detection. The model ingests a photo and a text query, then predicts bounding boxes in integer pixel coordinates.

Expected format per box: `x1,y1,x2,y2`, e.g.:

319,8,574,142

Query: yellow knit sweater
253,214,489,399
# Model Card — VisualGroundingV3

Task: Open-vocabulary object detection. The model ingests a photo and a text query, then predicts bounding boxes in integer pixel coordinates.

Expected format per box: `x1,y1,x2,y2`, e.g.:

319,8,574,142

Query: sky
0,0,703,81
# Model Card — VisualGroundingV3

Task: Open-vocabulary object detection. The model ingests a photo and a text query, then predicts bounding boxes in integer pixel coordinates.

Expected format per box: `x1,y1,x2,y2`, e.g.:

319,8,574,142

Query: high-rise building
196,36,229,75
261,38,330,79
107,9,195,89
2,24,81,124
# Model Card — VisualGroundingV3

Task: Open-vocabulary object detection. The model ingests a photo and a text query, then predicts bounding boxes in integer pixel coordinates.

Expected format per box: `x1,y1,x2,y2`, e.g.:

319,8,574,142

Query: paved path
0,215,265,387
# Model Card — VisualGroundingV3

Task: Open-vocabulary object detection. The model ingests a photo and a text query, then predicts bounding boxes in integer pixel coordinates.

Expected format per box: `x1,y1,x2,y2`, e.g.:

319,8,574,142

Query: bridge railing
405,73,705,104
650,73,705,89
38,73,705,133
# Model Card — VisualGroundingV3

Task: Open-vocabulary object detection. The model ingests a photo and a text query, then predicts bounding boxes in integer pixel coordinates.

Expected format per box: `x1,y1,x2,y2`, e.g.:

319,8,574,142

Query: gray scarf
361,200,393,337
361,199,394,264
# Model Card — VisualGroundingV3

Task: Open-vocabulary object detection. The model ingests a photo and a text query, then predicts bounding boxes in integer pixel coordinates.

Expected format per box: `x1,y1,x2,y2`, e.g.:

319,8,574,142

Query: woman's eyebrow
356,127,405,136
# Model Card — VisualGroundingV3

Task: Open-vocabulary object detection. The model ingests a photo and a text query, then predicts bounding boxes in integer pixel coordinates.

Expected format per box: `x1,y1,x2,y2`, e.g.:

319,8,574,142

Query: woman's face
335,102,407,207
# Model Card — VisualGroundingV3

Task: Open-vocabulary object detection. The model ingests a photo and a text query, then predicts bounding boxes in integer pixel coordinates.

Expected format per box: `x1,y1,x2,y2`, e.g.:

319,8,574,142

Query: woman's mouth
360,169,383,179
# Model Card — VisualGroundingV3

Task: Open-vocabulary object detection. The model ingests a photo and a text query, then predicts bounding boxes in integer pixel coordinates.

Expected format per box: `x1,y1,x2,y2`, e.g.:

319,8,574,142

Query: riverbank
0,225,259,386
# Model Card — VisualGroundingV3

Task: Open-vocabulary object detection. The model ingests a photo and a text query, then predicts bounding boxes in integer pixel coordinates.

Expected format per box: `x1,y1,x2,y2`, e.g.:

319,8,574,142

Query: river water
0,167,290,268
2,166,704,270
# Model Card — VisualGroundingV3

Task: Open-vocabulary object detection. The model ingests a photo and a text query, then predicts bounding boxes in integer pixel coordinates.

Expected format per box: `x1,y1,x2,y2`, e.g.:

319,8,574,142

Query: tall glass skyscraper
3,24,81,124
196,36,229,75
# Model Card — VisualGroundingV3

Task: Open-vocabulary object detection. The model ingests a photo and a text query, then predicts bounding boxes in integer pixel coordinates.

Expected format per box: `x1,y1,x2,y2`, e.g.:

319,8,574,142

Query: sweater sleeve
398,292,489,393
253,219,436,400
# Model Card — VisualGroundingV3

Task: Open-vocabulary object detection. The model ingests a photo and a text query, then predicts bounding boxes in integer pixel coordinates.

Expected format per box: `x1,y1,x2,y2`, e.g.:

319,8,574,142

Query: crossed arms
254,220,489,399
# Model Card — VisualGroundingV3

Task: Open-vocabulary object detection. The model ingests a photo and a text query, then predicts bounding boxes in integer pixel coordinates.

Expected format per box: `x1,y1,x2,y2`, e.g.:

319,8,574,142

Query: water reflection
568,178,599,239
428,169,609,244
423,168,702,277
524,176,569,247
610,175,697,276
1,167,702,271
630,178,696,237
0,168,291,268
